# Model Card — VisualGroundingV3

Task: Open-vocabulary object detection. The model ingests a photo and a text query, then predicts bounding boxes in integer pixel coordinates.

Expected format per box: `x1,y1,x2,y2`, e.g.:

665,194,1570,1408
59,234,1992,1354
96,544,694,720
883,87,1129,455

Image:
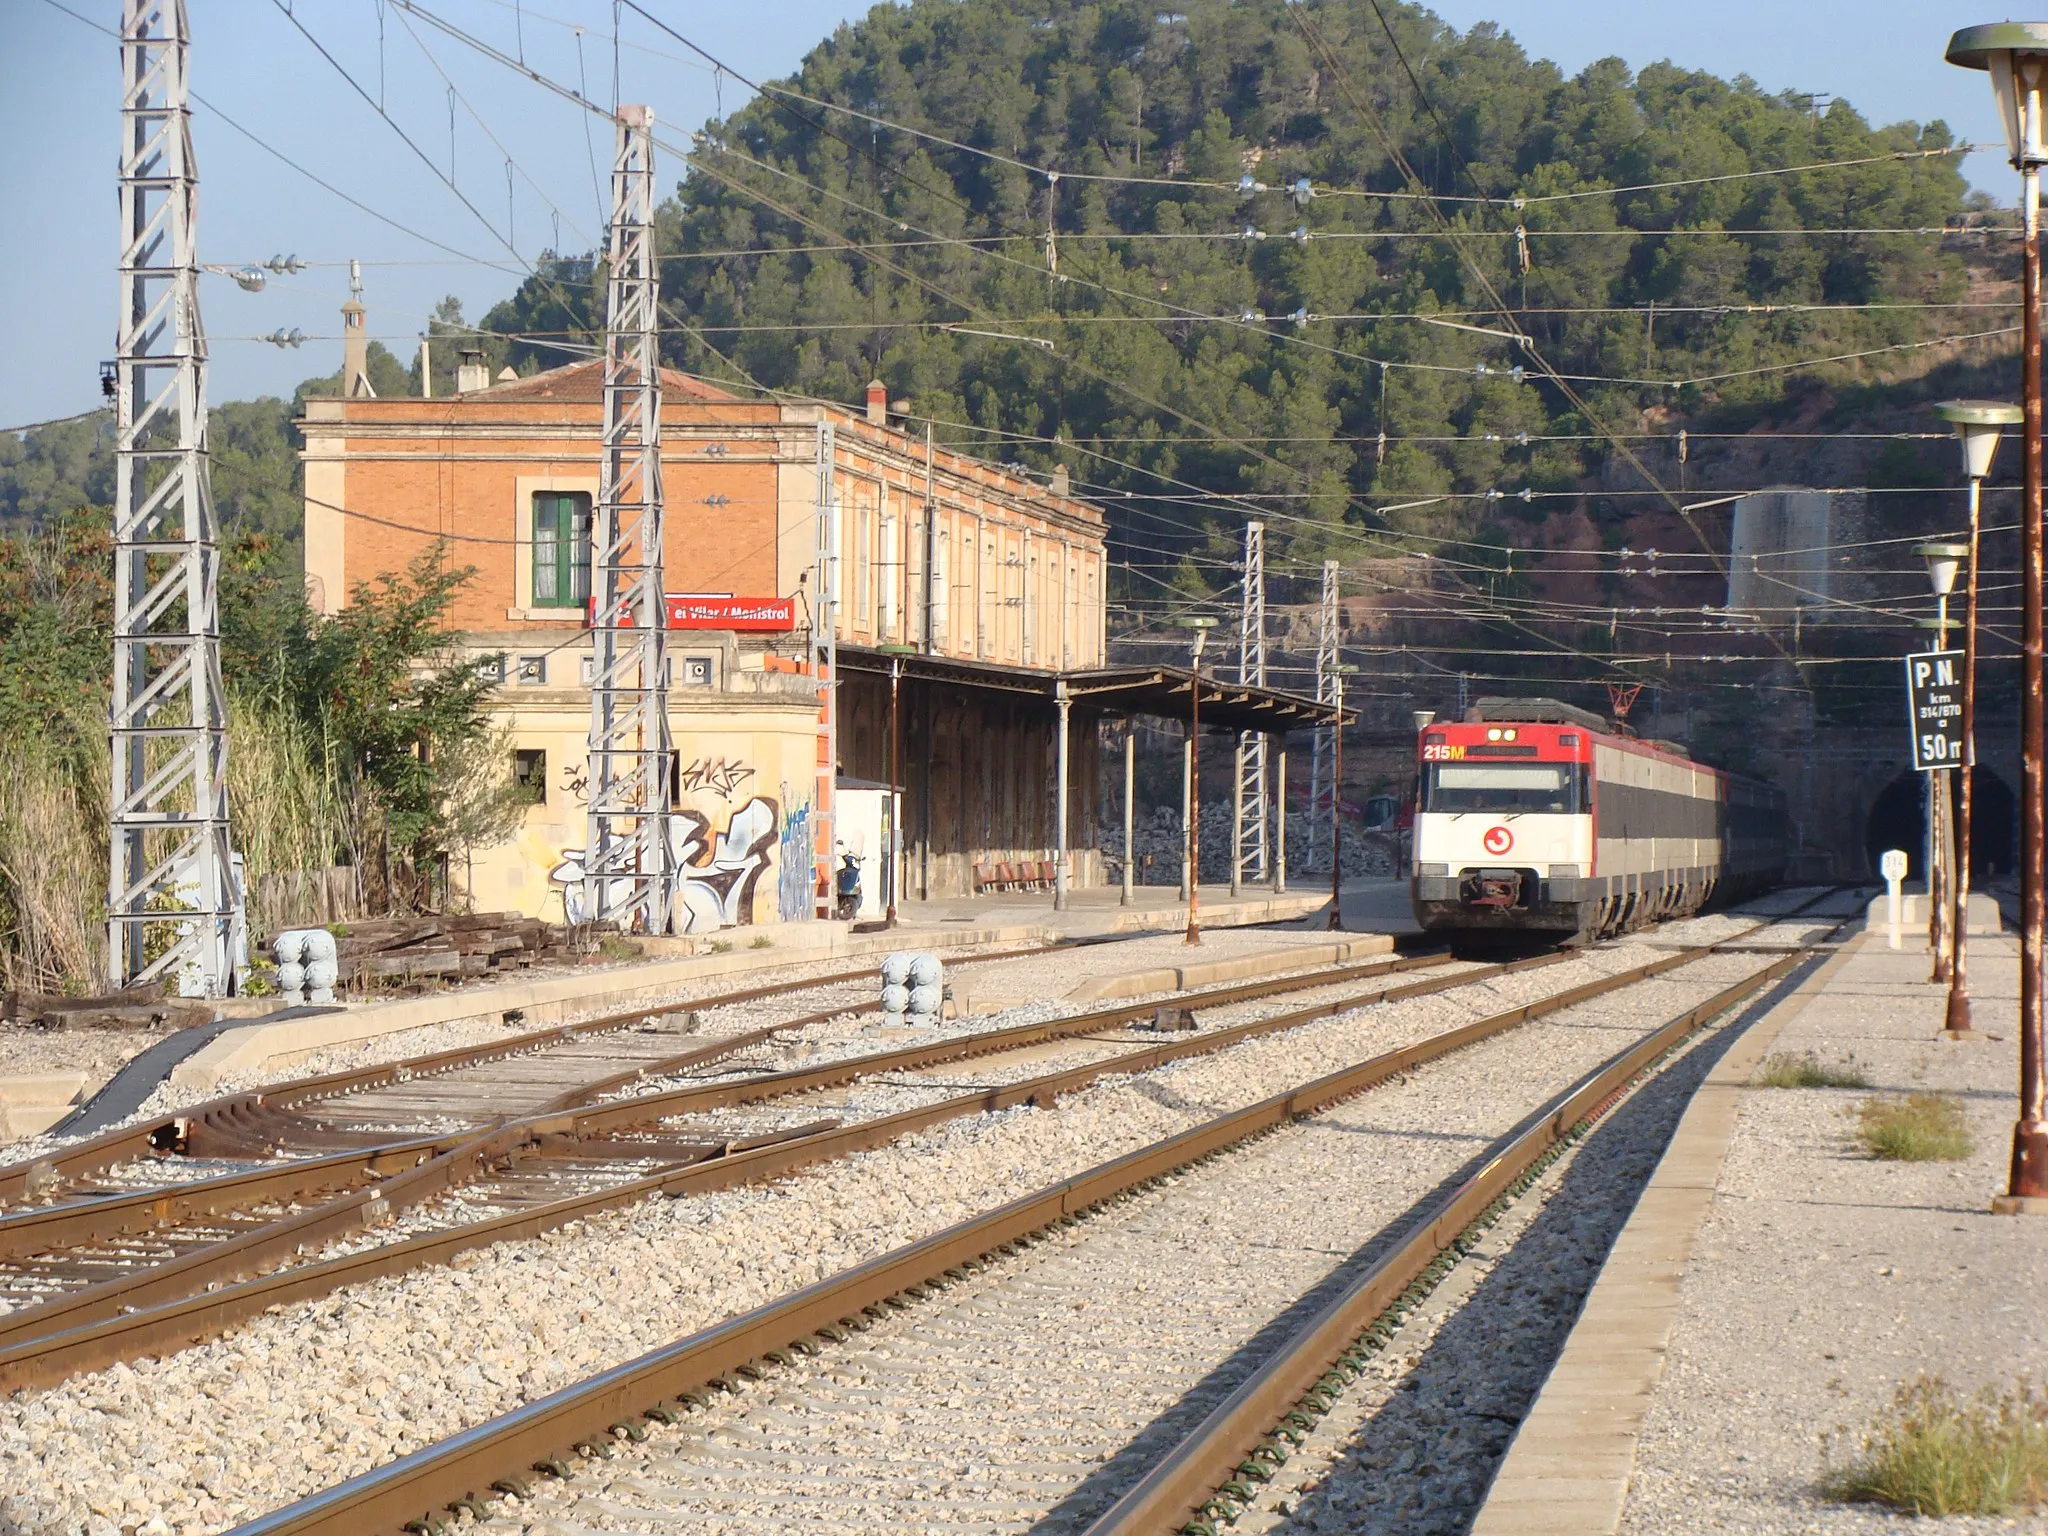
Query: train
1410,697,1788,944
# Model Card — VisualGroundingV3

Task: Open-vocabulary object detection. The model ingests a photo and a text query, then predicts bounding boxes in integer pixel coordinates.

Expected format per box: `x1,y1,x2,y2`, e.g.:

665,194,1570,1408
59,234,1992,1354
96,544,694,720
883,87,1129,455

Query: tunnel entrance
1862,767,2015,880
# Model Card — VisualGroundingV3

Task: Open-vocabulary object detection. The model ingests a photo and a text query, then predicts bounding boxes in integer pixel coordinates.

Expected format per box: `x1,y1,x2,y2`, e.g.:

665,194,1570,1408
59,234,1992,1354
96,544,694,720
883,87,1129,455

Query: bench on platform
972,857,1059,894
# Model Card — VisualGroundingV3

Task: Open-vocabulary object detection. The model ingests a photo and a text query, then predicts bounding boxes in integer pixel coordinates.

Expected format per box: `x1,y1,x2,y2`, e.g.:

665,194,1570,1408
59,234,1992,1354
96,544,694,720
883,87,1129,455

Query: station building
301,300,1340,932
300,346,1134,926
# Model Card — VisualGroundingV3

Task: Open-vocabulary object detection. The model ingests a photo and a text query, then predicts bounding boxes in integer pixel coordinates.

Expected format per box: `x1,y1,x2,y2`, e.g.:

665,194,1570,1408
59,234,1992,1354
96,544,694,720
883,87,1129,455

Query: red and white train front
1412,721,1595,935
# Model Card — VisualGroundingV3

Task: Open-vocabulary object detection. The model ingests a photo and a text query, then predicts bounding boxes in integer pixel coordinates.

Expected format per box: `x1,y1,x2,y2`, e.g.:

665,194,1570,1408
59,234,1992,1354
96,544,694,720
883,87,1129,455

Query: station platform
1471,916,2048,1534
145,880,1412,1101
887,875,1416,940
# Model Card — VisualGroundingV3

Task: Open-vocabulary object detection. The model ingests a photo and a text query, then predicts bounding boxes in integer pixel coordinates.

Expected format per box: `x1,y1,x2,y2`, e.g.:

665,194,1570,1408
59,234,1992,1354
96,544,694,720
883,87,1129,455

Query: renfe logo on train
1903,649,1965,772
1482,825,1515,855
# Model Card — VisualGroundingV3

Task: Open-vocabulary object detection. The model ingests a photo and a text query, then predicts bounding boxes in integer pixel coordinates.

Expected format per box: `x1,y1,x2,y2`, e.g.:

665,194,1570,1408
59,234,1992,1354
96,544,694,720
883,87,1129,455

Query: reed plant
0,717,106,995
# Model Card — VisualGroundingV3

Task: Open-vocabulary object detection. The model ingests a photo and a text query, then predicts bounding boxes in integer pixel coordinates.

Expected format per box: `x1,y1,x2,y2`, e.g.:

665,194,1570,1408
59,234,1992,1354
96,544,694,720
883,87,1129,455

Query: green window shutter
532,492,593,607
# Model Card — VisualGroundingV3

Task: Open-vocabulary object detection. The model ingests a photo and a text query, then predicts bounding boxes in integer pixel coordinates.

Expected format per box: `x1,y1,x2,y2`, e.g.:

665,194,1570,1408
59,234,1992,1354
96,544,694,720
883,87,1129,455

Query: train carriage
1410,698,1787,943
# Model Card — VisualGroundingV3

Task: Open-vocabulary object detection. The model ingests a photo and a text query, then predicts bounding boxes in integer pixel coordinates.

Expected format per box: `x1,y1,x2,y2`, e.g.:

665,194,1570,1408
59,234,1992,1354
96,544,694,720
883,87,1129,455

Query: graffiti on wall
547,795,781,933
777,784,813,923
679,757,756,799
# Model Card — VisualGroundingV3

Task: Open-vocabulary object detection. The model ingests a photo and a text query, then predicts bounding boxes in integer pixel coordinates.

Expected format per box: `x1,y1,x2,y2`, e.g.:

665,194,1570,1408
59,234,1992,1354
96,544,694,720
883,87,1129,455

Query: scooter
833,851,864,921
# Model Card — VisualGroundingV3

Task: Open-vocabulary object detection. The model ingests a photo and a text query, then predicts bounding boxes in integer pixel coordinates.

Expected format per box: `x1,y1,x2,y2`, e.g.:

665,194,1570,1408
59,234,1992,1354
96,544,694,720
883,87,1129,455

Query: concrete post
1054,682,1071,911
1122,726,1135,907
1274,742,1287,893
1180,733,1193,901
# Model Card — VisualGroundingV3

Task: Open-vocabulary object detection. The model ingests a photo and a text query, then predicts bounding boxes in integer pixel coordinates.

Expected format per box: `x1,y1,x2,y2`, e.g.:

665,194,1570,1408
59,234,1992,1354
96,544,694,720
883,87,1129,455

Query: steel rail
0,1136,456,1262
1082,904,1863,1536
0,935,1087,1202
0,949,1492,1384
0,901,1835,1392
211,937,1781,1536
0,951,1450,1359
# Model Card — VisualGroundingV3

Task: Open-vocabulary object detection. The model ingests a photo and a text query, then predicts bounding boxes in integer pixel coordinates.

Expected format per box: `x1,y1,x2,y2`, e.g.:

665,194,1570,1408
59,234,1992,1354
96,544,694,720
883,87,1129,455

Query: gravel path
0,933,1771,1535
1618,931,2048,1535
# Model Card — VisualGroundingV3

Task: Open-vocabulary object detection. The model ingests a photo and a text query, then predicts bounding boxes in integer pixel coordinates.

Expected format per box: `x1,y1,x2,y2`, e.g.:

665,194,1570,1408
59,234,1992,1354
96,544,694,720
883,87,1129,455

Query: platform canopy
833,647,1349,730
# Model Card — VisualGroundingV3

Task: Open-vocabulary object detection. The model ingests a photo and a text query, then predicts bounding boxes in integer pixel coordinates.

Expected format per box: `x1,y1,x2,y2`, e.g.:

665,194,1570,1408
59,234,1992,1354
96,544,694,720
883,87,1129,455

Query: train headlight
1486,728,1502,741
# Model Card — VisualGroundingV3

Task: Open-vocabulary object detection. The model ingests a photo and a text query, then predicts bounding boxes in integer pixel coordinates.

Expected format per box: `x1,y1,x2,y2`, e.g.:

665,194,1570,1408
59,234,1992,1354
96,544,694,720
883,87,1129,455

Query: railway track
179,892,1854,1536
0,945,1506,1387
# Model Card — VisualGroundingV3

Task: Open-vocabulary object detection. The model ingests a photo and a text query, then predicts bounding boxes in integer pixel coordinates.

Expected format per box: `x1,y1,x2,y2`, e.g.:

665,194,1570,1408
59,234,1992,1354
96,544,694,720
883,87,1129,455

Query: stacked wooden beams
316,914,570,989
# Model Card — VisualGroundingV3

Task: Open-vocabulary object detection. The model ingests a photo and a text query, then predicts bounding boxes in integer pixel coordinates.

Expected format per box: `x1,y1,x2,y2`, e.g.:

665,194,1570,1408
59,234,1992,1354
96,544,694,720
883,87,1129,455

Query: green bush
1827,1376,2048,1515
1857,1094,1974,1161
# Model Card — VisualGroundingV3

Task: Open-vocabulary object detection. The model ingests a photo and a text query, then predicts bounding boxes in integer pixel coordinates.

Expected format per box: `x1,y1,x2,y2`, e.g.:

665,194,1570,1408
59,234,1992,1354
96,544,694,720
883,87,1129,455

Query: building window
513,749,547,804
516,654,547,685
532,492,591,608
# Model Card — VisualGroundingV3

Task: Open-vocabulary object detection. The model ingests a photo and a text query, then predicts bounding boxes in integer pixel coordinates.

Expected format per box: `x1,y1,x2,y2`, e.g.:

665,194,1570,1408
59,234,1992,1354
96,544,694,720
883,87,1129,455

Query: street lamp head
1916,542,1969,598
1934,399,2025,480
1412,709,1437,730
1947,23,2048,168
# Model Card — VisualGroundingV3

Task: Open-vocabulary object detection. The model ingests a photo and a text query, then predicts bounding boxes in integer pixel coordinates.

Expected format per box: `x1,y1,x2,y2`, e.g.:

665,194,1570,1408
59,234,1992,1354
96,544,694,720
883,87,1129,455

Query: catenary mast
582,105,677,932
1234,521,1269,887
108,0,242,994
1310,559,1340,863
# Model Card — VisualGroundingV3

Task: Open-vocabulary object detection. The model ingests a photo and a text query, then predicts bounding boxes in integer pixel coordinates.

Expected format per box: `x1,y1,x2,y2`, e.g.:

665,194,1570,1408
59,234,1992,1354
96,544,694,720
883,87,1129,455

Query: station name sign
587,594,797,632
1903,649,1964,772
665,595,796,632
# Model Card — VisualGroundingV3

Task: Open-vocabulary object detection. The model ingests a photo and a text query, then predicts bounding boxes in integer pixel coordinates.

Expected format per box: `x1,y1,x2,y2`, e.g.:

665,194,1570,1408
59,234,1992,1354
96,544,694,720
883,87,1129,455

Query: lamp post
1947,24,2048,1209
1327,665,1357,931
1916,544,1967,983
879,645,914,927
1185,618,1217,945
1933,401,2022,1039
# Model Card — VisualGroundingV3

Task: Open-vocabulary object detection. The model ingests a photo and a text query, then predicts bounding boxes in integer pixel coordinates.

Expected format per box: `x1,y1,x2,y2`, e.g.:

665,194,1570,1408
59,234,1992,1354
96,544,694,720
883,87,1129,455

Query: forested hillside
3,0,1990,596
473,0,1988,600
0,0,2013,988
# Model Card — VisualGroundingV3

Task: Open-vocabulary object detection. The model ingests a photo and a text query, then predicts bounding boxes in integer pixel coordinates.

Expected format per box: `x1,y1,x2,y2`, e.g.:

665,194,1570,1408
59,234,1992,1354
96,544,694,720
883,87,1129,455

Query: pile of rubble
271,912,575,993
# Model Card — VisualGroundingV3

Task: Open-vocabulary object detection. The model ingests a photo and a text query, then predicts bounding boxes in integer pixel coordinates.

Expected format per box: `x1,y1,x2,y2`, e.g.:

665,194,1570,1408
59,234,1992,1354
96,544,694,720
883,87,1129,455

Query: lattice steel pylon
1310,559,1340,864
582,105,676,934
108,0,242,995
1234,521,1269,886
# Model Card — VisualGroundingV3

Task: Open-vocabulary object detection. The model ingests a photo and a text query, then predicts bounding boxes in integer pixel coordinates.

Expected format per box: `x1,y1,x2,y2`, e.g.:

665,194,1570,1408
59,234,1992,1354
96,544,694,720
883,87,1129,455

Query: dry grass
1826,1376,2048,1515
1857,1093,1975,1162
225,691,356,936
0,735,105,995
1756,1051,1869,1090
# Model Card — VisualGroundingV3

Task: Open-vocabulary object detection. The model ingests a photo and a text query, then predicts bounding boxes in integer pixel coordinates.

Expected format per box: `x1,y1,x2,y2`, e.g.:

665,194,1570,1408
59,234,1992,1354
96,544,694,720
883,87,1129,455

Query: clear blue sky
0,0,2020,430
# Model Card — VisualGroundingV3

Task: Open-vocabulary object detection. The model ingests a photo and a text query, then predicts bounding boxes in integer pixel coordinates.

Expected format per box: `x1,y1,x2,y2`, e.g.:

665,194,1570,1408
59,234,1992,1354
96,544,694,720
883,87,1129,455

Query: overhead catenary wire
122,0,1999,695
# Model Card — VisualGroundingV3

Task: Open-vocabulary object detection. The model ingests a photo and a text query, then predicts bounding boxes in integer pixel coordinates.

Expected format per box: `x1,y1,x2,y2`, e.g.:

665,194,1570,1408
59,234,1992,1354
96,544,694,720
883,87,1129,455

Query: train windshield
1423,763,1579,814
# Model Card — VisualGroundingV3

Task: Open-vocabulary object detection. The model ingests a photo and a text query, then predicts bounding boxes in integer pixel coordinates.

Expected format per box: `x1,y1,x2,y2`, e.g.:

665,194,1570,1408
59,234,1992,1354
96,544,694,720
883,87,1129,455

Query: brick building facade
299,359,1112,926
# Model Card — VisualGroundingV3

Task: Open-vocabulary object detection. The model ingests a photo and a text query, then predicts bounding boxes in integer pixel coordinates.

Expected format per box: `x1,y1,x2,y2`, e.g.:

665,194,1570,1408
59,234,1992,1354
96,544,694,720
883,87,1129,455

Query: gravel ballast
460,954,1791,1536
0,933,1777,1535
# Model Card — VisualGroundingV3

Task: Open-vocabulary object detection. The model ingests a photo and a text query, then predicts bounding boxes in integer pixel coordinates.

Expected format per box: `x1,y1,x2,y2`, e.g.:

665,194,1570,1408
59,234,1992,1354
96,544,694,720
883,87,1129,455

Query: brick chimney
865,378,887,426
